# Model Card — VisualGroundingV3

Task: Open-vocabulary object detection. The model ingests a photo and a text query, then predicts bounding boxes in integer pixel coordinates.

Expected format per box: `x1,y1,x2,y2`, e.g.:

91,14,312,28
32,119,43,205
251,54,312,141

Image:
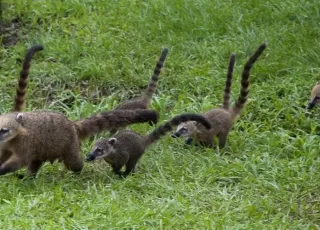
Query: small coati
307,82,320,109
13,45,44,112
0,109,158,177
115,48,169,110
86,113,212,176
172,43,267,148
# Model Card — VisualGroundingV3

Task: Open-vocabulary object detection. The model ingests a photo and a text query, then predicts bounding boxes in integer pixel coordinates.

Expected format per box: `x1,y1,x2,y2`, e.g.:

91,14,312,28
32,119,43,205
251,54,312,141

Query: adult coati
0,109,158,177
86,113,212,176
172,43,267,148
307,82,320,109
13,45,44,112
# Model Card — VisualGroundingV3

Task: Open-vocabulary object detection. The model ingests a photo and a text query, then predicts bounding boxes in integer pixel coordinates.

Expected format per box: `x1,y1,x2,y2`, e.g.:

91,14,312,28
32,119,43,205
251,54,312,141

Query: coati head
0,113,28,143
171,121,198,138
308,83,320,109
86,138,117,161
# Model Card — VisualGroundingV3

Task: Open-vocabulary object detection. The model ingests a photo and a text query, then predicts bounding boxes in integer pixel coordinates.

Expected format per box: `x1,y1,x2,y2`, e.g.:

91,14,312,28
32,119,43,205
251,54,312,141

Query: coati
172,43,267,148
307,82,320,109
108,47,169,134
115,48,169,110
86,113,212,176
0,109,159,177
13,45,44,112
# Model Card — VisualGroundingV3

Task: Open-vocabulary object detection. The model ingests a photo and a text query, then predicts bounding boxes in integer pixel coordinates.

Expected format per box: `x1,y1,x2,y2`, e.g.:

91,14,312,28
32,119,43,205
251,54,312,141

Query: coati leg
199,136,214,148
0,155,23,175
123,159,138,176
217,132,229,148
27,160,43,177
63,151,83,173
111,164,123,175
185,137,194,145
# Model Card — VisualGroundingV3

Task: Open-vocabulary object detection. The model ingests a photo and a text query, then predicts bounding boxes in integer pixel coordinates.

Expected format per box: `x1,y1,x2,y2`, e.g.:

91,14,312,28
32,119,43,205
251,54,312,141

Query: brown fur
13,45,44,112
307,82,320,109
0,109,158,177
172,43,267,148
86,113,211,176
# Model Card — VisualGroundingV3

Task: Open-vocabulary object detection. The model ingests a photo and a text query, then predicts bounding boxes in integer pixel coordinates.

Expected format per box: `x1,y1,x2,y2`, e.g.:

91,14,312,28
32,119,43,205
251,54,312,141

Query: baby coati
172,43,267,148
13,45,44,112
115,48,169,110
307,82,320,109
0,109,158,177
86,113,212,176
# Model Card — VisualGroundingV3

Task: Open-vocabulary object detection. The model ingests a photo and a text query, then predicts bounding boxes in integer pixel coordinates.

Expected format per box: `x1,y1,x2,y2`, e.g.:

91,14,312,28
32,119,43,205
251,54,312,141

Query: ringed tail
222,53,236,109
144,113,212,146
231,43,267,120
143,48,169,102
75,109,159,139
13,45,44,112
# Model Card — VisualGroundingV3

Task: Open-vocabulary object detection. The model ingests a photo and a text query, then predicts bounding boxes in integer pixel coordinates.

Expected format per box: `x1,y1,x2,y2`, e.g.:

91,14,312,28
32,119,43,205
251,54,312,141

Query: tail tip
162,47,169,56
260,42,267,49
32,44,44,51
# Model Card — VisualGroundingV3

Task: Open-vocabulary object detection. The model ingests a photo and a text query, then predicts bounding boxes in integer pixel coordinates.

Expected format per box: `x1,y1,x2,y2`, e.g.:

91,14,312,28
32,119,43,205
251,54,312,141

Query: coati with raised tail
172,43,267,148
0,109,158,177
115,48,169,110
86,113,212,176
307,82,320,109
13,45,44,112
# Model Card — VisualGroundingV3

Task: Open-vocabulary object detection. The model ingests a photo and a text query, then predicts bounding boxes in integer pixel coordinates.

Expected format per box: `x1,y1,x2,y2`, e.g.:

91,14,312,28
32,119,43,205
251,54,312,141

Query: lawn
0,0,320,229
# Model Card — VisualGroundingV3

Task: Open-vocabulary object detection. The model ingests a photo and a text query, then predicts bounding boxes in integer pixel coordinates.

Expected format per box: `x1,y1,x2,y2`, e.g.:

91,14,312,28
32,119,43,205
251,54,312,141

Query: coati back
13,45,44,112
114,48,169,110
86,113,212,176
307,82,320,109
0,109,158,177
172,43,267,148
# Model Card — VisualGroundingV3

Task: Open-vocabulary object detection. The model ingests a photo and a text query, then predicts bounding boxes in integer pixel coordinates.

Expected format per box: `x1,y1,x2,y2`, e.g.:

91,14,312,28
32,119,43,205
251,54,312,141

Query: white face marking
174,122,197,137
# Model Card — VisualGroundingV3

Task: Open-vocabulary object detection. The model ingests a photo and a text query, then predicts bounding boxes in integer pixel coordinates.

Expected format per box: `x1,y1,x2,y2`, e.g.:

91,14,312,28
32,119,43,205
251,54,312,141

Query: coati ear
108,138,117,145
16,113,23,125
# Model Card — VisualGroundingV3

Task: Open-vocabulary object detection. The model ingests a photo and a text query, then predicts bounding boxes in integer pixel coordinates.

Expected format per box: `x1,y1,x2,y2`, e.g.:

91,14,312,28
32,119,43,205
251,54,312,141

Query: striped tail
144,113,212,146
231,43,267,120
142,48,169,102
222,53,236,109
13,45,44,112
75,109,159,139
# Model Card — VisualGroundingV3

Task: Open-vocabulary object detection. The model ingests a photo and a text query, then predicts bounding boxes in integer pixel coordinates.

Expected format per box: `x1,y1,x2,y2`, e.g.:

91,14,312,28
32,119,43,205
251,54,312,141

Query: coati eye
181,127,188,132
0,128,9,134
95,147,103,155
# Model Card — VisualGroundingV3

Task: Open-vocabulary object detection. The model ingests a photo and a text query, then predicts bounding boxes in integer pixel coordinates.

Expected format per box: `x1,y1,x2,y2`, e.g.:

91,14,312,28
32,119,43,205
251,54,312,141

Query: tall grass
0,0,319,228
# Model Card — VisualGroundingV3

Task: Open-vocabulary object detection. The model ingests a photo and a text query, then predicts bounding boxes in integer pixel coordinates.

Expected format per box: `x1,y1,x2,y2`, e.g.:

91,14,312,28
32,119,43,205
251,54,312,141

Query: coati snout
86,138,117,161
308,83,320,110
307,95,320,110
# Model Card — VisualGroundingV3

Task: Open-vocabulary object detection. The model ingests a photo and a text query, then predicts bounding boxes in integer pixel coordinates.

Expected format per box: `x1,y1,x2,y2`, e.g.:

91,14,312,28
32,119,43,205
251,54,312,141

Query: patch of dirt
0,19,20,47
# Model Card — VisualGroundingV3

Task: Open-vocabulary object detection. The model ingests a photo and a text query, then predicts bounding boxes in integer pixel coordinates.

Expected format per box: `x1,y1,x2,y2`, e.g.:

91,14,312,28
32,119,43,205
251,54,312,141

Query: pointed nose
171,133,180,138
86,154,96,161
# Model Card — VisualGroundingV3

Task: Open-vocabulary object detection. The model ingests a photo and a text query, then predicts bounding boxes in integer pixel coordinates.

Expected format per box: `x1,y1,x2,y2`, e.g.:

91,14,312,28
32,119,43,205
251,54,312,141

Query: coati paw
14,173,25,179
185,137,194,145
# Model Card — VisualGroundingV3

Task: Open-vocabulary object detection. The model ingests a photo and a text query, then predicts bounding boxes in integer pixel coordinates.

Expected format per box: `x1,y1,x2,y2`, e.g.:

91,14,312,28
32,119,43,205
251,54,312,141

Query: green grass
1,0,320,228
